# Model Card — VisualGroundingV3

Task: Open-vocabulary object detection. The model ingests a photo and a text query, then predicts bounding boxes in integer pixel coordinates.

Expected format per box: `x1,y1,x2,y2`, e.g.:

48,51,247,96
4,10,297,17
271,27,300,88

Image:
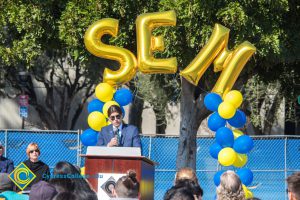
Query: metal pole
284,136,288,200
77,129,81,167
4,129,7,157
22,117,25,129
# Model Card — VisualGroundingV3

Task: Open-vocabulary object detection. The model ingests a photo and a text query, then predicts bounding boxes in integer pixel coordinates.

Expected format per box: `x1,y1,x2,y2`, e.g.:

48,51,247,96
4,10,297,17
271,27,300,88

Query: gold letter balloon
180,24,256,96
136,10,177,74
84,18,137,86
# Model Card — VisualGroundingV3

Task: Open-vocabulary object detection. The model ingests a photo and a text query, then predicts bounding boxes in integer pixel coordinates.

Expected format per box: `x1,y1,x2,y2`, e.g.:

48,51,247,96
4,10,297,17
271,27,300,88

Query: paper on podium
86,146,141,157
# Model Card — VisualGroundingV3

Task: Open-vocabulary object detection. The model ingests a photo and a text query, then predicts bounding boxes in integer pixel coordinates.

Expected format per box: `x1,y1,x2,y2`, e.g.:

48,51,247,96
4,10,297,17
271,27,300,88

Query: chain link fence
0,130,299,200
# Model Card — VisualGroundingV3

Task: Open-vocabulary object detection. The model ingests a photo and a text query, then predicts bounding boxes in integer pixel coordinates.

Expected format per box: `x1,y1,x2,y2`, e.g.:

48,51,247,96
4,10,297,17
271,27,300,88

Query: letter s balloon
84,18,137,86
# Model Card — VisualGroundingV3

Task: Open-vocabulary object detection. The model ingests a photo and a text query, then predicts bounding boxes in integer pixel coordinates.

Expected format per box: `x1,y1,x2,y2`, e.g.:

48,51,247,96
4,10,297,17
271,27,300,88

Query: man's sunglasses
110,114,121,121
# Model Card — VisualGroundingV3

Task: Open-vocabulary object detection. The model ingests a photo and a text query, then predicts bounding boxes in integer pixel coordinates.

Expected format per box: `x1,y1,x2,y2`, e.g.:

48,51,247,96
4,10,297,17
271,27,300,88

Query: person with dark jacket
0,142,14,174
22,143,50,191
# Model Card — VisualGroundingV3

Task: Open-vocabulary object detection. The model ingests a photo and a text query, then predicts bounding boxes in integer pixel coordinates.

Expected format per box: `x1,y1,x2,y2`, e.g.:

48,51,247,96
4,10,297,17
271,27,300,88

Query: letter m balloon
180,24,256,96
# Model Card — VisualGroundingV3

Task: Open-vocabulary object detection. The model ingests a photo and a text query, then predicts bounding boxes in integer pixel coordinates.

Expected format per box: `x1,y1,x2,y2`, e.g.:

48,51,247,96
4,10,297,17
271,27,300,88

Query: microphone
113,126,119,146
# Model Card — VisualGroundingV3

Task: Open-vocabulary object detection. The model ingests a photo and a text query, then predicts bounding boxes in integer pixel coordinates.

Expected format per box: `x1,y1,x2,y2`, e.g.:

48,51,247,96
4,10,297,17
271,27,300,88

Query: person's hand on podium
107,137,118,147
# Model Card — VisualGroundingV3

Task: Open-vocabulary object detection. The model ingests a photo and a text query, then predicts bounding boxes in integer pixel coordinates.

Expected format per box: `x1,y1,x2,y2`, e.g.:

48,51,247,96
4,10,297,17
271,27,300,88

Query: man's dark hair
108,105,122,117
164,187,195,200
287,172,300,199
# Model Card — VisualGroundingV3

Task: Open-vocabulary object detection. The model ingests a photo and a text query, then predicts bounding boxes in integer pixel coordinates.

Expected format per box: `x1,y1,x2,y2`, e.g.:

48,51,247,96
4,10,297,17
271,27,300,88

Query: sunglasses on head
29,149,39,154
110,114,121,121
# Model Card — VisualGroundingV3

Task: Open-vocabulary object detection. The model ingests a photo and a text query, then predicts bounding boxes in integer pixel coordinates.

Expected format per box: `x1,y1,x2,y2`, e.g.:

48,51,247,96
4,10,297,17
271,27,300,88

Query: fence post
77,129,81,167
284,136,287,200
4,129,8,157
148,135,152,159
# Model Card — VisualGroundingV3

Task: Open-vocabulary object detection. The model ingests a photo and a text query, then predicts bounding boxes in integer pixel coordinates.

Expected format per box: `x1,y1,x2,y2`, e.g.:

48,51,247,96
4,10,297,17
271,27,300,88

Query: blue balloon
208,112,226,131
80,129,98,146
237,168,253,186
233,135,254,154
121,106,125,118
204,93,223,112
114,88,133,106
228,110,247,128
209,142,223,159
214,170,225,186
216,127,234,148
88,99,104,114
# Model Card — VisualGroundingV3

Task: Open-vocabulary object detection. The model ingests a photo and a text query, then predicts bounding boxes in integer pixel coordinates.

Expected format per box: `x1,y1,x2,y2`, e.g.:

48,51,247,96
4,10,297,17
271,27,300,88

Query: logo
9,162,36,190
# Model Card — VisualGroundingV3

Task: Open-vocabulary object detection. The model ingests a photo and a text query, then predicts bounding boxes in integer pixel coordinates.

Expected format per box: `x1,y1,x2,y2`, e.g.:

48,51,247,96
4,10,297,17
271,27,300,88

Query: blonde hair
26,142,40,157
175,167,198,185
217,170,245,200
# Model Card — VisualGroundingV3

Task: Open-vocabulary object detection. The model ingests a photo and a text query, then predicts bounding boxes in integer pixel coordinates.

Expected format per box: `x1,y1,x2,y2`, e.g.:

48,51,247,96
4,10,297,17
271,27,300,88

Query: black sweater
23,159,50,190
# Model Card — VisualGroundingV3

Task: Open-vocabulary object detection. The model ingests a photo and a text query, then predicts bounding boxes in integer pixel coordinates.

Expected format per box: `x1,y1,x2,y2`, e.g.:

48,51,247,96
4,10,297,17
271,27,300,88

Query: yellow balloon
218,147,237,166
218,102,236,119
242,185,253,198
87,111,106,131
84,18,137,86
136,10,177,74
224,90,243,108
95,83,114,102
102,101,120,118
233,153,248,168
80,167,85,176
233,129,244,139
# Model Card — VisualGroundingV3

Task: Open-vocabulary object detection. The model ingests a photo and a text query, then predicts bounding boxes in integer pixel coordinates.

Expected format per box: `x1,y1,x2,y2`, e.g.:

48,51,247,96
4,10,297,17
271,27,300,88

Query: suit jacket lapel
108,124,114,141
120,124,127,145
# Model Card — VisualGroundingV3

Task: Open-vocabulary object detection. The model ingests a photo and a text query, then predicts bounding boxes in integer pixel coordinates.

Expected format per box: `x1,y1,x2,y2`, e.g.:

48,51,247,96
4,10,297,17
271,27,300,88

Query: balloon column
80,82,133,146
205,90,254,198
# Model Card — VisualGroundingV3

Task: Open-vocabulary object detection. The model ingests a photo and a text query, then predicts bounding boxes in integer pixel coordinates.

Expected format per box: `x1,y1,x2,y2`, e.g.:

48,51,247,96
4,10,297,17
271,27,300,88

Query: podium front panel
84,156,154,200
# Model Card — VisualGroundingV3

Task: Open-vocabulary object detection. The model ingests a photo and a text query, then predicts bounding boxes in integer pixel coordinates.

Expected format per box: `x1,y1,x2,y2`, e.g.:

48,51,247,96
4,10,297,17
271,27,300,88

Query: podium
82,147,155,200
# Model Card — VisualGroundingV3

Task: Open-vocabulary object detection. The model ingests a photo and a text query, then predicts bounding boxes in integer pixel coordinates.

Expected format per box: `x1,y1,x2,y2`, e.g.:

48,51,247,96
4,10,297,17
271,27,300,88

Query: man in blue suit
97,105,141,147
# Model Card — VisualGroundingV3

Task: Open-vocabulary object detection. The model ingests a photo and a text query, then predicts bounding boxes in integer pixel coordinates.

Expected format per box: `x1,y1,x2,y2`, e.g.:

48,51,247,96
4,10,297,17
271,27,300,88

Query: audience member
29,181,57,200
23,142,50,191
112,170,139,199
0,173,13,193
173,167,203,199
175,167,199,185
164,187,195,200
165,179,203,200
246,198,261,200
286,172,300,200
50,161,97,200
52,192,79,200
0,142,14,174
216,170,245,200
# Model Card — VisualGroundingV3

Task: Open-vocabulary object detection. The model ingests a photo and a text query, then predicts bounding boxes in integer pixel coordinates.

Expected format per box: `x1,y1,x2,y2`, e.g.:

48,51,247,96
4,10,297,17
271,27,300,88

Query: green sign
298,95,300,105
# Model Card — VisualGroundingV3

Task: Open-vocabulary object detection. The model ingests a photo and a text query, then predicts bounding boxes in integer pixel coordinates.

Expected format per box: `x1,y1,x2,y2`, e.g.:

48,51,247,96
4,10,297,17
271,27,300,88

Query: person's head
29,181,57,200
53,161,80,176
108,105,123,128
113,170,139,198
52,192,79,200
175,167,199,185
246,198,261,200
0,142,4,157
217,170,245,200
26,142,40,162
164,187,195,200
0,173,13,192
286,172,300,200
175,179,203,200
51,161,97,200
